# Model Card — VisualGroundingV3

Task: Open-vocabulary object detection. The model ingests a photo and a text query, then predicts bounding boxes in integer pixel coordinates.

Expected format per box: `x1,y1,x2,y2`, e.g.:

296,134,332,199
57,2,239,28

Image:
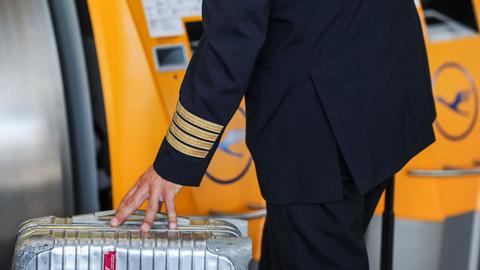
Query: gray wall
0,0,74,265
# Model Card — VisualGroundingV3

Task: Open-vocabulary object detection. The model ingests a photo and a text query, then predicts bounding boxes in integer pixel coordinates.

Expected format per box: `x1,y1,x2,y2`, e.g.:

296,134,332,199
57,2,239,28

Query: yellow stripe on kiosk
87,0,265,261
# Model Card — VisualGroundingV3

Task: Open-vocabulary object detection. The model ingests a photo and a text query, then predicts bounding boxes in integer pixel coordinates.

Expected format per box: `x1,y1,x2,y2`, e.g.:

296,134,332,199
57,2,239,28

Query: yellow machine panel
87,0,265,260
374,0,480,222
366,2,480,267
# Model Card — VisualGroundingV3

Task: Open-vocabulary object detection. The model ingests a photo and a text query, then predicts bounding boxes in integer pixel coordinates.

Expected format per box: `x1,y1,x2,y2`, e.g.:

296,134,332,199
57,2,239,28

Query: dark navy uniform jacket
153,0,436,203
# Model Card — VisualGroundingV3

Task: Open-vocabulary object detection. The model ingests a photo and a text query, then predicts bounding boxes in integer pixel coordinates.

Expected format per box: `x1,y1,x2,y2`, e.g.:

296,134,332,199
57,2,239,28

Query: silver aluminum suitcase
12,210,251,270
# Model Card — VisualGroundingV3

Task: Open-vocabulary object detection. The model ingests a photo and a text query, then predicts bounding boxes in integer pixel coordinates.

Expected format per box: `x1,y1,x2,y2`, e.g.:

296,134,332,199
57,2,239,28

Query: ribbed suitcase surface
12,211,251,270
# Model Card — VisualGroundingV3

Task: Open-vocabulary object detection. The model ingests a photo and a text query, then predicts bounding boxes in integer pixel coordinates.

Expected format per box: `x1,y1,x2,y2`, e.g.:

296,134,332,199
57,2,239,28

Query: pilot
111,0,436,268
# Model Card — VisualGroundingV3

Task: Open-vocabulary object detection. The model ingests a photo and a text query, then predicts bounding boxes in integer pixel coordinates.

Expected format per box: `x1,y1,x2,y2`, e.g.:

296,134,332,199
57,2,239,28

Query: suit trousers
258,172,389,270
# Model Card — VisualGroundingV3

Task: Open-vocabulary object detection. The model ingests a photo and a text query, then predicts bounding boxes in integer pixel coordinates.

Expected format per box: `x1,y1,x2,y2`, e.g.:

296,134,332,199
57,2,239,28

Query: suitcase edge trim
11,234,54,270
207,237,253,270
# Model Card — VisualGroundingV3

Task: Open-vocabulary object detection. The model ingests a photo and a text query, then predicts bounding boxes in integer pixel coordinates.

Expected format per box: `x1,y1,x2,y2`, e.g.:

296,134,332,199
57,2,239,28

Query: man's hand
110,166,183,232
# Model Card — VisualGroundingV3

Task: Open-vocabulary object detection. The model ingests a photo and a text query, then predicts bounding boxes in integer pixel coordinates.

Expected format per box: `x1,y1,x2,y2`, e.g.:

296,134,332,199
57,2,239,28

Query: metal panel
0,0,73,266
13,213,251,270
23,233,236,270
366,216,444,270
48,0,100,213
365,212,480,270
439,212,480,270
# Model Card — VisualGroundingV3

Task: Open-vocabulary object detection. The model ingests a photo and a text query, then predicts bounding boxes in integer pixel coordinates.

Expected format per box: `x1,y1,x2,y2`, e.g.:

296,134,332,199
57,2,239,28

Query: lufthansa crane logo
206,107,252,184
433,62,478,141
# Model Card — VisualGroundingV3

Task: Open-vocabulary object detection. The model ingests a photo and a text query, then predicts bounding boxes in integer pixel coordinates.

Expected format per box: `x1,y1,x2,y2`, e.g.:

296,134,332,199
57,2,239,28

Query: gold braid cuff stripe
169,122,214,150
177,102,224,133
166,131,208,158
173,113,218,142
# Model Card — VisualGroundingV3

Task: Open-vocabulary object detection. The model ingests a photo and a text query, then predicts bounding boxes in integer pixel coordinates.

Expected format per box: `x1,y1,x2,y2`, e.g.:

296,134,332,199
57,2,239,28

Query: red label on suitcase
104,251,116,270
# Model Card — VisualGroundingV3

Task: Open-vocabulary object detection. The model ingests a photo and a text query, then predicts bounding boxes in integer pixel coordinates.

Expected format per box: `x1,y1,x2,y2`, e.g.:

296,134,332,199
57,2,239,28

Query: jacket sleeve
152,0,271,186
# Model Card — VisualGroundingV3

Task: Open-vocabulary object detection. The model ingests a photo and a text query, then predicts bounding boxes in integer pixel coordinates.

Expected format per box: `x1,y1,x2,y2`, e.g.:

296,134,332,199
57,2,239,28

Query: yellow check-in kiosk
368,0,480,269
86,0,265,262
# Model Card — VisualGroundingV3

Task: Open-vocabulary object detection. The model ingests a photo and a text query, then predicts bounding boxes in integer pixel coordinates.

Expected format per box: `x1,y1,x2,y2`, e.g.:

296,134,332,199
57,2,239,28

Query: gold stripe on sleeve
169,122,214,150
166,131,208,158
176,102,224,133
173,113,219,142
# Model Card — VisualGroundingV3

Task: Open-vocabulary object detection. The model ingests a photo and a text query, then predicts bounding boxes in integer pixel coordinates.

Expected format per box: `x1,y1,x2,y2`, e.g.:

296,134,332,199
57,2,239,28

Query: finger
117,184,139,210
111,183,149,227
164,193,177,229
141,186,161,232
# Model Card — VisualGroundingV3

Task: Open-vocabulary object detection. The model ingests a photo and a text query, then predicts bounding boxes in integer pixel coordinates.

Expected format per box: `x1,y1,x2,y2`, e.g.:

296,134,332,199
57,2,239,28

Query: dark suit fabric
153,0,436,204
258,174,389,270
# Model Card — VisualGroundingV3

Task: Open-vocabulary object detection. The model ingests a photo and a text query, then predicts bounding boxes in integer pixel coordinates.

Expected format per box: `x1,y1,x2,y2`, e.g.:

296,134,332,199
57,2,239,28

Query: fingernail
169,222,177,229
110,218,119,227
141,223,151,232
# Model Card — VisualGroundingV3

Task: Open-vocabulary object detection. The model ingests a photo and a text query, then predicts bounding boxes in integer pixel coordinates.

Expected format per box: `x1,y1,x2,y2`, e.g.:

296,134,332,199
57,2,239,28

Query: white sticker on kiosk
177,0,202,17
142,0,185,37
